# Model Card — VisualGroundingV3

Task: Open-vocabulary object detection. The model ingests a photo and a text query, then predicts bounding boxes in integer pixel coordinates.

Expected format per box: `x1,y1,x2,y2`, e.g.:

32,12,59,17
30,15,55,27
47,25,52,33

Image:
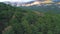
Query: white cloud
0,0,34,2
0,0,19,2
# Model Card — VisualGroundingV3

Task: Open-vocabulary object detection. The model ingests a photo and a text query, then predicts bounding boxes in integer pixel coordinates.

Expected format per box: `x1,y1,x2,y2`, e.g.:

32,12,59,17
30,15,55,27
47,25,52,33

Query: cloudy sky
0,0,34,2
0,0,60,2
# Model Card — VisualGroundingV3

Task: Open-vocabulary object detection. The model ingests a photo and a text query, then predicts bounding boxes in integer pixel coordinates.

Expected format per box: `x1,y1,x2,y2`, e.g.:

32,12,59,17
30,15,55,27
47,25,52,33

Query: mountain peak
21,0,53,6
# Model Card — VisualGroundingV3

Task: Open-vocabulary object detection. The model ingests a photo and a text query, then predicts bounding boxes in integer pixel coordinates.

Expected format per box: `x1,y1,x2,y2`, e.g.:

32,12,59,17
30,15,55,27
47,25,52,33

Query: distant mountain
53,0,60,2
3,0,60,7
20,2,60,14
21,0,54,6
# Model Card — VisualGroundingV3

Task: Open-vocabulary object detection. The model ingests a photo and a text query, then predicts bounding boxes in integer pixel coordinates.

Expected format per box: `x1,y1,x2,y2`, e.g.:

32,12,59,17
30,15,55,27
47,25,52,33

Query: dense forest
0,2,60,34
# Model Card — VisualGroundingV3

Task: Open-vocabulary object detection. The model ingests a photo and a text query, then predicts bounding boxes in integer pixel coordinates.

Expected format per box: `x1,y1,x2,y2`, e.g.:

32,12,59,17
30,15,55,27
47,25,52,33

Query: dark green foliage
0,2,60,34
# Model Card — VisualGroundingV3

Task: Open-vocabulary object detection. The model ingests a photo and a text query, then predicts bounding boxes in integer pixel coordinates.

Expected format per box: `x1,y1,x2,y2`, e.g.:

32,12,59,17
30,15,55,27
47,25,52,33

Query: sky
0,0,34,2
0,0,60,2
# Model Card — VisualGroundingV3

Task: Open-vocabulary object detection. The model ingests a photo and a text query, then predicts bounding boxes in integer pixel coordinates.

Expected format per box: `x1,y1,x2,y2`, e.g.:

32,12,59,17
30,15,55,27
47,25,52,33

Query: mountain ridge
3,0,60,7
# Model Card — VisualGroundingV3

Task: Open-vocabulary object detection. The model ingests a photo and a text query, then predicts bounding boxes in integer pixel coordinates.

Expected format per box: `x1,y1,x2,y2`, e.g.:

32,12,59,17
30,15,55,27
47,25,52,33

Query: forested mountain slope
0,2,60,34
20,4,60,14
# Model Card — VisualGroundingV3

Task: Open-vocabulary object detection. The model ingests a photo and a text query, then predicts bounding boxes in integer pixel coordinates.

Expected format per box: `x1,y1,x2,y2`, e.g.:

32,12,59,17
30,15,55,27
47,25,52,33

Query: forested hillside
0,2,60,34
20,4,60,14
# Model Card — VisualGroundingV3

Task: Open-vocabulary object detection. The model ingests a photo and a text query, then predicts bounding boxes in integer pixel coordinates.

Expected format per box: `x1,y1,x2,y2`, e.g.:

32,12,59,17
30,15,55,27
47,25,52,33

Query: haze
0,0,34,2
